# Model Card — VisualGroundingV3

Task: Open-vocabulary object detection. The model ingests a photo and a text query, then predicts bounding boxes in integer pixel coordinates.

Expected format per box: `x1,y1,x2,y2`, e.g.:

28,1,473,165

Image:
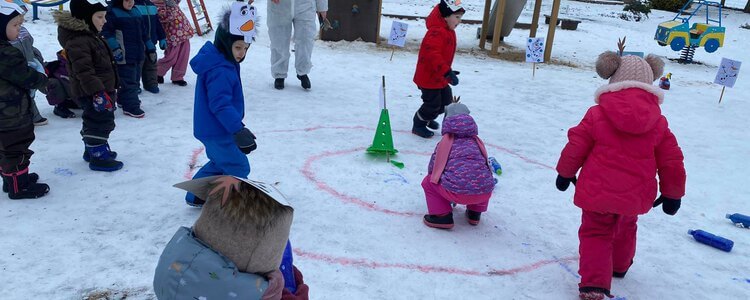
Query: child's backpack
44,50,73,106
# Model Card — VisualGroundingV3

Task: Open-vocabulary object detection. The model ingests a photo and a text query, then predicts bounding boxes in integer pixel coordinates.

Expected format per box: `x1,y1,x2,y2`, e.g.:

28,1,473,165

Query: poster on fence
714,58,742,88
526,37,545,63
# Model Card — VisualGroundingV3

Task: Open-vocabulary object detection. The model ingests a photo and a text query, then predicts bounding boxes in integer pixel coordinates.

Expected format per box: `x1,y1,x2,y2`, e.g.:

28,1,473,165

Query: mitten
262,270,284,300
92,91,115,112
555,174,577,191
112,48,125,64
158,39,167,50
444,69,460,86
233,128,257,154
147,51,157,64
653,195,681,215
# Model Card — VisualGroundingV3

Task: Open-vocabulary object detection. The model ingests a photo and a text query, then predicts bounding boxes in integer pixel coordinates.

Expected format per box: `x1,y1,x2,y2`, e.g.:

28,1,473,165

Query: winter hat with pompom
596,51,664,85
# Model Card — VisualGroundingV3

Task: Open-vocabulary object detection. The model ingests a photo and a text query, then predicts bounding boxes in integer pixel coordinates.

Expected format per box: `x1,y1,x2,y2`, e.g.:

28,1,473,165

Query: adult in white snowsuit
267,0,327,90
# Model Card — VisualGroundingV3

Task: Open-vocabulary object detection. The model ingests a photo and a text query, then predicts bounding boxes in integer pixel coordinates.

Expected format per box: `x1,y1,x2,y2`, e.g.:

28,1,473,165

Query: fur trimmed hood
595,80,664,135
53,10,90,32
595,80,664,104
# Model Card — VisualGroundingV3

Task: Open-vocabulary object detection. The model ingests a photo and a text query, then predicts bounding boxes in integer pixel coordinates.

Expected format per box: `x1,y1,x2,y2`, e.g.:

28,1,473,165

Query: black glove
444,69,460,86
653,195,681,215
233,128,257,154
555,174,577,191
147,51,157,64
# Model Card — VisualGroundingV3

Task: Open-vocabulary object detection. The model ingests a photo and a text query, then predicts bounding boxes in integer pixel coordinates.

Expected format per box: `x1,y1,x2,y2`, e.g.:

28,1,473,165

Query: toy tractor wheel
658,41,667,46
704,39,720,53
670,37,686,52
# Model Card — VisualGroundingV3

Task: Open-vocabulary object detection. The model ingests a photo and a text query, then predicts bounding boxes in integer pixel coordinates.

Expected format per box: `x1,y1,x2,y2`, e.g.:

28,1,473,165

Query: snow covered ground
1,0,748,299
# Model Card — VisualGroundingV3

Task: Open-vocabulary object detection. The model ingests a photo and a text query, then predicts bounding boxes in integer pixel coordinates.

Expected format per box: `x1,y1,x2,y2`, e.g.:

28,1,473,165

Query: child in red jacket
555,50,686,300
411,0,464,138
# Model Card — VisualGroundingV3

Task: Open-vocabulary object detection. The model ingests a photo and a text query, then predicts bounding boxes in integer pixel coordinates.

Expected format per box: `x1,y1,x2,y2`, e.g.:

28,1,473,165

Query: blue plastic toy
688,229,734,252
488,157,503,175
726,213,750,229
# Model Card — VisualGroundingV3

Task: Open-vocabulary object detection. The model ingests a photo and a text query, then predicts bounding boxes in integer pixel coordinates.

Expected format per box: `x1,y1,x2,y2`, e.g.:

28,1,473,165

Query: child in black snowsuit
55,0,124,171
0,1,50,199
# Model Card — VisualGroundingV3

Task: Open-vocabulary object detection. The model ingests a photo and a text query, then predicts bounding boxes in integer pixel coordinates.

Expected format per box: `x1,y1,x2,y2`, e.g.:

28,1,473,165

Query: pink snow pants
421,175,491,215
578,210,638,292
157,41,190,81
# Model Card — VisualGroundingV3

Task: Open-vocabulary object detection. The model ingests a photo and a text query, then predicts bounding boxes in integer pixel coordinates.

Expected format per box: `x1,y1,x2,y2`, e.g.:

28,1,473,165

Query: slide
485,0,528,39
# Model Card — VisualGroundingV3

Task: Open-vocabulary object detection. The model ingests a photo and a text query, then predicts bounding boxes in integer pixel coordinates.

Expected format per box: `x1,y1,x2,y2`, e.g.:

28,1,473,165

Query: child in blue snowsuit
184,11,257,207
102,0,154,118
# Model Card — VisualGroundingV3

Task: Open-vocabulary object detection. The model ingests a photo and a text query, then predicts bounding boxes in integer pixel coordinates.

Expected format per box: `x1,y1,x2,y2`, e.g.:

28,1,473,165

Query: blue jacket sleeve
205,69,244,134
101,11,119,50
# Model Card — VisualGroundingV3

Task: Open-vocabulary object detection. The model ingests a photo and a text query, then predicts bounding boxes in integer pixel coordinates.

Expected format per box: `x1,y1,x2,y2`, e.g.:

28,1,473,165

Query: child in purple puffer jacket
422,102,494,229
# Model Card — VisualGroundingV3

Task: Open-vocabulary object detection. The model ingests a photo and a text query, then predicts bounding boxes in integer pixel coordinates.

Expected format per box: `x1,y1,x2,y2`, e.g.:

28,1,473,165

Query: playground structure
26,0,68,21
479,0,563,62
187,0,212,36
654,0,726,63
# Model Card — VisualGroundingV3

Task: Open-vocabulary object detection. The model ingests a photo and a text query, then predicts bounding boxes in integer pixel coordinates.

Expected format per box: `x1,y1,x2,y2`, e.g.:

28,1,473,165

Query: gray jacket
153,227,269,300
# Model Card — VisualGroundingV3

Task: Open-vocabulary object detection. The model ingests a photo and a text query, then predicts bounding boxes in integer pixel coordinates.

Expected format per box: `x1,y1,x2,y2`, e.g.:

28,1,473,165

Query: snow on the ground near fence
1,0,748,299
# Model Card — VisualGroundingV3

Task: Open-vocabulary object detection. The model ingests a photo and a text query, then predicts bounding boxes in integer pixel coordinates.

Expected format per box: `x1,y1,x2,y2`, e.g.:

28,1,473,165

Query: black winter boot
423,213,454,229
2,172,38,193
53,105,77,118
2,169,49,199
466,210,481,225
412,113,434,138
297,74,311,90
427,120,439,130
86,144,124,172
274,78,285,90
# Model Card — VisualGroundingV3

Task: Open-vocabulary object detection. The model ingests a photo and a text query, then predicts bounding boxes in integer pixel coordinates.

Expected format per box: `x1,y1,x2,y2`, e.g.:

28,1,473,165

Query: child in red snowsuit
556,51,686,300
411,0,464,138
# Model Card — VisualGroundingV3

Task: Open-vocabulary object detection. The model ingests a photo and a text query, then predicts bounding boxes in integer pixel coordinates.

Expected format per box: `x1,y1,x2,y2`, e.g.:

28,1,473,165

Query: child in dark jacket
7,0,48,126
102,0,155,118
152,0,194,86
55,0,124,172
555,51,686,300
422,102,494,229
0,1,50,199
134,0,166,93
184,7,257,207
412,0,464,138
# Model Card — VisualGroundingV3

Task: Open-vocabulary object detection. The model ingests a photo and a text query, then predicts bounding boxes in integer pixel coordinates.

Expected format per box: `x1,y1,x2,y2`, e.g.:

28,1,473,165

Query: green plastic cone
366,109,398,155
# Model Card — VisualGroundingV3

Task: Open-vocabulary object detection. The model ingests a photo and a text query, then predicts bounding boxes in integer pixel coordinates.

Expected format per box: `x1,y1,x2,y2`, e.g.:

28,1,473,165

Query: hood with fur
595,81,664,135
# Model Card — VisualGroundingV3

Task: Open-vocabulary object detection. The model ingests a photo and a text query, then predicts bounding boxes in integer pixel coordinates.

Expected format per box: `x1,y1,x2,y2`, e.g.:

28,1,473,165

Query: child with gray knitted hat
421,100,495,229
555,49,686,300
